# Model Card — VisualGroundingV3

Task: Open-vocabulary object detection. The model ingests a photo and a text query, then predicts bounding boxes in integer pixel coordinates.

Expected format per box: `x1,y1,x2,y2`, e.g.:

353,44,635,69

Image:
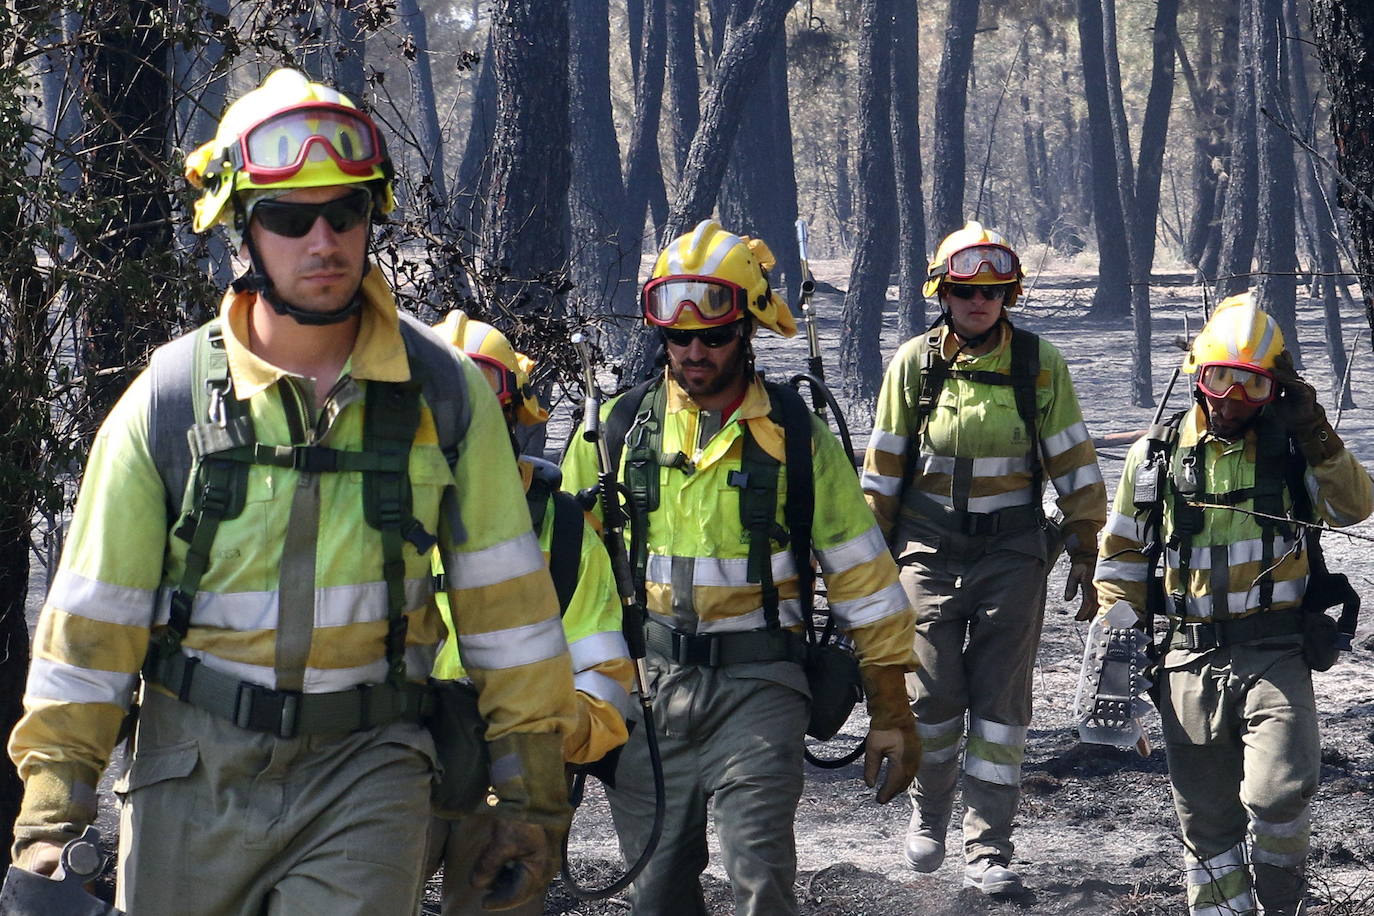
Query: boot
963,857,1023,895
903,806,946,873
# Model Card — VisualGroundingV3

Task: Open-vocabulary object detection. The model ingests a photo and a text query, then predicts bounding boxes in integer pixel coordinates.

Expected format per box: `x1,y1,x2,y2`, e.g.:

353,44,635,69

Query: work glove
860,665,922,804
1271,351,1344,464
472,731,571,911
1065,558,1100,622
13,840,63,876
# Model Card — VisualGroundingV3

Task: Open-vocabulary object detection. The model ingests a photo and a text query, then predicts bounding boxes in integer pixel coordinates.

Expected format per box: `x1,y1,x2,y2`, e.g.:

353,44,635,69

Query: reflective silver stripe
830,582,909,629
861,470,903,497
177,646,437,692
644,552,798,588
1181,576,1307,618
24,657,137,707
814,526,887,576
1185,842,1248,888
969,716,1027,746
47,570,156,627
441,531,546,590
154,577,434,631
576,670,632,717
867,428,908,455
569,631,630,673
459,616,568,670
1168,536,1291,570
1052,463,1104,496
912,488,1035,513
1248,811,1310,867
917,714,964,738
917,714,964,763
919,454,1032,477
646,603,806,634
1042,420,1091,459
963,755,1020,786
1106,508,1146,541
1095,557,1149,582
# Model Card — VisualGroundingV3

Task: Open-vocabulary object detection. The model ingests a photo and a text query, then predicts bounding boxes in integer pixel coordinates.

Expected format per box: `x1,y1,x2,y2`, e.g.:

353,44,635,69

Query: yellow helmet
923,220,1024,307
644,220,797,337
1184,291,1285,376
184,68,395,234
433,311,549,426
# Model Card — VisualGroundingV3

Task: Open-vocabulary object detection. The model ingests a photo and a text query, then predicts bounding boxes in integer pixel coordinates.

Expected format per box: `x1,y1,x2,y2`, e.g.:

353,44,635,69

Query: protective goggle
643,275,747,327
251,188,373,238
1196,362,1276,405
468,352,520,406
232,103,385,183
935,244,1020,282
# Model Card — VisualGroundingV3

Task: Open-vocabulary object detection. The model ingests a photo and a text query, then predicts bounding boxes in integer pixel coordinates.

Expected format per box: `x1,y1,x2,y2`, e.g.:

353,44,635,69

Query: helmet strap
234,196,369,327
942,306,1006,351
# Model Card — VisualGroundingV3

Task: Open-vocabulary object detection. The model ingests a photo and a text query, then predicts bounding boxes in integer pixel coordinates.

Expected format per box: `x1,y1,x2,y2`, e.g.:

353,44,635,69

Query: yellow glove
474,731,571,910
1065,558,1100,622
860,665,921,804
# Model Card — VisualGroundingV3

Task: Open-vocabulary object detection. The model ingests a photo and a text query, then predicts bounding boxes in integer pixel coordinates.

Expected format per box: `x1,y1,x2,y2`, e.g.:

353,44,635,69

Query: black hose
789,373,856,470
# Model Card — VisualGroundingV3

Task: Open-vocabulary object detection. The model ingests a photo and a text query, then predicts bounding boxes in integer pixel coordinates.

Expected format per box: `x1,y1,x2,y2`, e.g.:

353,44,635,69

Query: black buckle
961,512,999,536
1182,621,1219,651
235,683,302,738
670,630,719,666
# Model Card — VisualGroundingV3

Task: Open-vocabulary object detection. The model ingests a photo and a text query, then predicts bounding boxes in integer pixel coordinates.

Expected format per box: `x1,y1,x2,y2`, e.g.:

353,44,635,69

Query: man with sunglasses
1093,293,1371,915
6,70,577,914
862,221,1107,895
561,220,920,915
423,311,632,916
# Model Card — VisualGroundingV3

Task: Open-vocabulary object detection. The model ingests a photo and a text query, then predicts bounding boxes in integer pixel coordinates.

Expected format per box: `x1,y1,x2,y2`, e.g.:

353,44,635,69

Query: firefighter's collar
662,372,771,421
939,322,1011,362
221,266,410,399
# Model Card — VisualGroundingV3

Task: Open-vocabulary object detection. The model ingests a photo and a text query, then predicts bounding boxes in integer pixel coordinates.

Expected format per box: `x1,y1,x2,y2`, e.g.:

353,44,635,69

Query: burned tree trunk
569,0,634,325
929,0,980,240
1216,0,1259,298
454,30,496,244
892,0,925,340
1311,0,1374,356
480,0,571,320
665,0,701,176
619,0,668,263
1254,0,1301,363
839,0,897,402
1077,0,1131,318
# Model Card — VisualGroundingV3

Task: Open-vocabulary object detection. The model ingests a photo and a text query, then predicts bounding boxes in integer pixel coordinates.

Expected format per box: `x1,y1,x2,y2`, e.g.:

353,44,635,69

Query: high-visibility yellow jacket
863,324,1106,561
8,272,576,850
562,373,916,673
433,458,632,765
1094,404,1372,634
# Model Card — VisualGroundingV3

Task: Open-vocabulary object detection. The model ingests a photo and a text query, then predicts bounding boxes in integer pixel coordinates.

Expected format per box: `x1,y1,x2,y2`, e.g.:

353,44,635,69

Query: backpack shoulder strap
148,322,218,522
769,381,816,620
547,489,584,616
397,312,471,471
603,378,659,476
1008,326,1044,492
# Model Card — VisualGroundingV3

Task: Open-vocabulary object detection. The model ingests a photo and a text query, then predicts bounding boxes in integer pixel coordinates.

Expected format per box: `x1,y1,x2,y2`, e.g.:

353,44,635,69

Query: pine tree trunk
1254,0,1300,363
454,30,496,242
929,0,980,240
480,0,571,319
1217,0,1259,298
1311,0,1374,361
1077,0,1131,318
665,0,701,177
619,0,668,262
569,0,634,327
892,0,926,339
839,0,897,403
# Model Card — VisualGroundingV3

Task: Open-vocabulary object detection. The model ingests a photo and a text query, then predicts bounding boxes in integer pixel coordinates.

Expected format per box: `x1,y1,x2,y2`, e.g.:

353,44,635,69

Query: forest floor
24,259,1374,914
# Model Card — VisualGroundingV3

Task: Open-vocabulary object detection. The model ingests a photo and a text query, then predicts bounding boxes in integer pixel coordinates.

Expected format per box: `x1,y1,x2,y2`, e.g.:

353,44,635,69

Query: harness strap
548,489,584,616
1168,608,1304,651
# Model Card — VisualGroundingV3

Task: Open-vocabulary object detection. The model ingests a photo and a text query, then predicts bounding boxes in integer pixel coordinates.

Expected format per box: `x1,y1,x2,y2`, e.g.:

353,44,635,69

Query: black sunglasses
252,189,373,238
662,324,741,349
944,283,1009,302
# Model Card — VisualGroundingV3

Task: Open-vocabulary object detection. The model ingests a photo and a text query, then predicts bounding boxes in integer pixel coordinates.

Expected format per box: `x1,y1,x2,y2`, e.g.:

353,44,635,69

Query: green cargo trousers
895,519,1049,866
115,687,435,915
1160,638,1320,916
605,656,809,916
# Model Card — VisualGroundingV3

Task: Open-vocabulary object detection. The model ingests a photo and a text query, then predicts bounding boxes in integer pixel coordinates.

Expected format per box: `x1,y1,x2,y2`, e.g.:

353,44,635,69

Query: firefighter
1093,293,1372,915
862,221,1107,894
561,220,921,916
423,312,633,915
6,69,576,914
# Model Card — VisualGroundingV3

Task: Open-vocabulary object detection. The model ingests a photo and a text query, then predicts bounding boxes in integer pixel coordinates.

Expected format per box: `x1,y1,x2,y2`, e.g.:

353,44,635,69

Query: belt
901,490,1043,537
645,619,807,667
1169,609,1304,651
145,649,432,739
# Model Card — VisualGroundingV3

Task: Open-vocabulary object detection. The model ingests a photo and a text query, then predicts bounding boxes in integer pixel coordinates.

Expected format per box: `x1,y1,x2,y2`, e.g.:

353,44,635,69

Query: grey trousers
1161,639,1320,916
115,688,434,916
896,521,1049,866
606,657,809,916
